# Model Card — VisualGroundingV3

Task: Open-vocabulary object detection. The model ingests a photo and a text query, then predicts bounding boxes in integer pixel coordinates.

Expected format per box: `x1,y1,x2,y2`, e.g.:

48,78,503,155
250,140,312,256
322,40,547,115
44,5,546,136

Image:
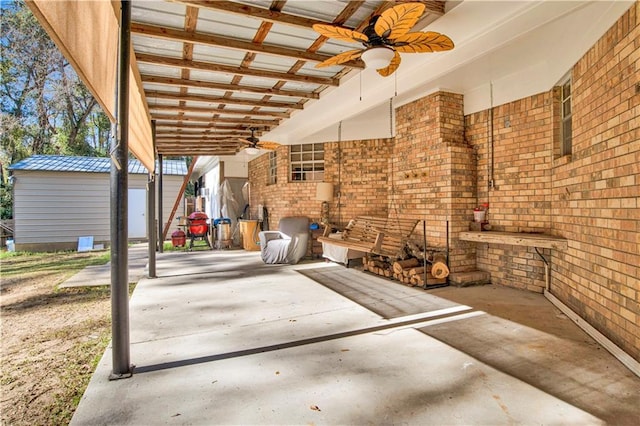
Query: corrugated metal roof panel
188,70,235,84
10,155,187,176
131,1,186,28
192,44,246,67
137,63,182,78
133,36,185,58
251,54,298,73
197,8,262,38
143,83,178,93
187,87,227,97
263,23,318,51
279,80,322,92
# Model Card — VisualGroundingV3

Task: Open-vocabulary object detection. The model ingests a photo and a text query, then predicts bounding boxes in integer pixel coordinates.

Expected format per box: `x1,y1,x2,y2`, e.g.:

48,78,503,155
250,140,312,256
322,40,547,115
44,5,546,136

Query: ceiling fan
239,128,280,154
312,2,454,77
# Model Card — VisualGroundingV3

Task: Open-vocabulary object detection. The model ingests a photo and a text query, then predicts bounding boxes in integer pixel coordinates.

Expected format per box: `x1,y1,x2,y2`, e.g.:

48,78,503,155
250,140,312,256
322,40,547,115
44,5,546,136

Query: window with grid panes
289,143,324,182
561,78,572,156
268,151,277,185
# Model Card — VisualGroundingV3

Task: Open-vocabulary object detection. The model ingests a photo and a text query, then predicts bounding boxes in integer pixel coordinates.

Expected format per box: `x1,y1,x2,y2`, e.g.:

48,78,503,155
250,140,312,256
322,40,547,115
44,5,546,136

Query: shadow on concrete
134,307,475,374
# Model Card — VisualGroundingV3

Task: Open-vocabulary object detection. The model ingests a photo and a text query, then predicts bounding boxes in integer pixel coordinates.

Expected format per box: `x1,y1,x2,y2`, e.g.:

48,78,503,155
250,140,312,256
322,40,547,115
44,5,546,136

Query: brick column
394,91,475,272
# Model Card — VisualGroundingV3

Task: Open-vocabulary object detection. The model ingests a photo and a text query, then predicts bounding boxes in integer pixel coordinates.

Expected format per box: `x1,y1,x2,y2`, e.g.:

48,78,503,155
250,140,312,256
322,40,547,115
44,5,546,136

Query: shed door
128,189,146,239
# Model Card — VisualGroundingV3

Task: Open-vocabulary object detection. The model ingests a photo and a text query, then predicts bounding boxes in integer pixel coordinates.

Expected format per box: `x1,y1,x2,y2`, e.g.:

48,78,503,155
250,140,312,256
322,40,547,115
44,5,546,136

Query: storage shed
9,155,187,252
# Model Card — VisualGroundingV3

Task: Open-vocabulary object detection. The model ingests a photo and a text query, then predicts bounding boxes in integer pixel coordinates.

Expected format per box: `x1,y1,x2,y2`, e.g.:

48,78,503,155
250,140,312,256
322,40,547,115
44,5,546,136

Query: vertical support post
109,0,132,380
158,153,164,253
147,120,157,278
422,220,427,290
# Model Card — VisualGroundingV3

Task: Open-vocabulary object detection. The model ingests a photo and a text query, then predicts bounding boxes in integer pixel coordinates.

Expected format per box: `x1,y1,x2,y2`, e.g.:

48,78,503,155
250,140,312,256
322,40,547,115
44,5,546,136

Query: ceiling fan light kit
239,127,281,155
313,3,454,77
361,47,395,70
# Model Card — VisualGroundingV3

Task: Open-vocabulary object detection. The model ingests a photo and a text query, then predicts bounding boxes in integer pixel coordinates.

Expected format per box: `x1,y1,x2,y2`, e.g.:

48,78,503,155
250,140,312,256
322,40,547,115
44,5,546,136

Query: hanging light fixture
360,46,395,70
244,147,260,155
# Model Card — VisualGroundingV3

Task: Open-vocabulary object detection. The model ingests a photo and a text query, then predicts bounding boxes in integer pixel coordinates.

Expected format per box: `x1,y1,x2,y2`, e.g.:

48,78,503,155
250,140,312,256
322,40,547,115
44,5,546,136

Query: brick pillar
394,91,475,272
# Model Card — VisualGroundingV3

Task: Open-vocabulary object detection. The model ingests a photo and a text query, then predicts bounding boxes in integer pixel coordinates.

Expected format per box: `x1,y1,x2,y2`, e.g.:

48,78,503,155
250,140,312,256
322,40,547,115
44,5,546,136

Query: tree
1,0,111,158
0,0,111,218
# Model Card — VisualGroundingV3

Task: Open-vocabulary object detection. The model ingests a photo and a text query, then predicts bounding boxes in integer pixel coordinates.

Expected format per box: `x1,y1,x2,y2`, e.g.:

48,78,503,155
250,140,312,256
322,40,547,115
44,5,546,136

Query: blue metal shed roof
9,155,188,176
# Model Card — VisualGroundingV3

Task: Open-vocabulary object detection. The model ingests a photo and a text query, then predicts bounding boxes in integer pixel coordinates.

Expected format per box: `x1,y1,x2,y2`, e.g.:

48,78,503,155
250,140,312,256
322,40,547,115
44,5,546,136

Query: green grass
0,249,111,277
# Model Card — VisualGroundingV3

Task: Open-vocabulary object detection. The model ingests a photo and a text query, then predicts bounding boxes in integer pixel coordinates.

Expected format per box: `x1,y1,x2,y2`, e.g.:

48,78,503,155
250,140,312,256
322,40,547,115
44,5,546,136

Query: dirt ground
1,251,112,425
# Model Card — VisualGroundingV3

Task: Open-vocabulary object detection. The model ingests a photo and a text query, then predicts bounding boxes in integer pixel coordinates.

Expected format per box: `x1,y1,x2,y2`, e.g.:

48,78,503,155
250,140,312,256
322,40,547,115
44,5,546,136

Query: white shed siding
13,170,184,248
14,171,110,244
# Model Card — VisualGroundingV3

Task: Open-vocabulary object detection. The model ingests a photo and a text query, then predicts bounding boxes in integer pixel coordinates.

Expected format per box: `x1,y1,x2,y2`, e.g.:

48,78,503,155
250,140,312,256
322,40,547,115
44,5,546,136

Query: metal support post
158,154,163,253
147,121,157,277
109,0,133,380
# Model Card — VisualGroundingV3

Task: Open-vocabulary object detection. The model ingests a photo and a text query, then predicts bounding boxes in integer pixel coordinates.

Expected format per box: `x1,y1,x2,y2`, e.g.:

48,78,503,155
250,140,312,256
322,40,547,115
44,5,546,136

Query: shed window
561,78,572,156
289,143,324,182
268,151,277,185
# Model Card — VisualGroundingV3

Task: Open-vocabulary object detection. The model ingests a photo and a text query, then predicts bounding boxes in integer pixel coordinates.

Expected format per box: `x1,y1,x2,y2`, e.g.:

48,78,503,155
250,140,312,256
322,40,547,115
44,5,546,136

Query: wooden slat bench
317,216,419,260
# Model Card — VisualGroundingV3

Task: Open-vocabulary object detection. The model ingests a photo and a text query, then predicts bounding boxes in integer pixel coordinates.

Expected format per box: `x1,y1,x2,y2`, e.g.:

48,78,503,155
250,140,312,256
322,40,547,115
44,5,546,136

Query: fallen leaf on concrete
310,405,321,412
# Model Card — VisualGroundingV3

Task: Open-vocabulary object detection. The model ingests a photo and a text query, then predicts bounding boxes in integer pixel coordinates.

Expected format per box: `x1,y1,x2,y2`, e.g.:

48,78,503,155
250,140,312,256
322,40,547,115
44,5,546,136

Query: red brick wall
552,3,640,361
248,139,392,231
465,93,555,293
394,92,476,271
324,139,392,228
465,3,639,361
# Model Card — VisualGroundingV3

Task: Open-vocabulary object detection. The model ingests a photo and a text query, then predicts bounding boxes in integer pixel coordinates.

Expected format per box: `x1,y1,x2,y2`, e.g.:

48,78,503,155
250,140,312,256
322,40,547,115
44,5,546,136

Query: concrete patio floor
71,247,640,425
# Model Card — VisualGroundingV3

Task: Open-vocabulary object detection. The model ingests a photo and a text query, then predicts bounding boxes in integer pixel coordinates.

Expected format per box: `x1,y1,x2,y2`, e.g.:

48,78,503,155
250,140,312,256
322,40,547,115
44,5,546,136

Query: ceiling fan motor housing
363,17,386,47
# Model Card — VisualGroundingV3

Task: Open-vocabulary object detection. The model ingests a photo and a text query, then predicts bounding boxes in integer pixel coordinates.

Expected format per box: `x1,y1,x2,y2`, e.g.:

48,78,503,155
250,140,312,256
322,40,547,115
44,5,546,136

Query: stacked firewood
362,253,449,287
362,256,393,277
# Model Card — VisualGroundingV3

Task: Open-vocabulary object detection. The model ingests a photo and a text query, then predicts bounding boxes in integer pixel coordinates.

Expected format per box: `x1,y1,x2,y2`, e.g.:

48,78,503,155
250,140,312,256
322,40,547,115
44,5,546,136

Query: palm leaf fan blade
257,141,280,151
375,3,425,40
315,49,363,68
394,32,454,53
377,50,401,77
312,24,368,44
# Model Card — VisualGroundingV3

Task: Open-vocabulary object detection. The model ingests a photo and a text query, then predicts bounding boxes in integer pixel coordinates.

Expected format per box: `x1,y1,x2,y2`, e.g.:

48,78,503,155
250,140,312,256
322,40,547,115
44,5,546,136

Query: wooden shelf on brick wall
459,231,568,250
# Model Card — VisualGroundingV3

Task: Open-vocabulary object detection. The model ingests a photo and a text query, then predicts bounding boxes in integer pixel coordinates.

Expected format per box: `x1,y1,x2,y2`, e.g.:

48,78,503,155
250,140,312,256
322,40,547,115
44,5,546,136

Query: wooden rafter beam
158,150,239,156
149,104,290,119
156,136,247,141
144,90,303,109
157,140,244,145
157,140,241,146
141,75,319,99
156,134,247,140
151,114,278,127
131,22,364,68
163,155,198,241
155,122,254,131
170,0,344,30
158,143,243,150
355,0,444,32
136,53,338,86
158,148,242,154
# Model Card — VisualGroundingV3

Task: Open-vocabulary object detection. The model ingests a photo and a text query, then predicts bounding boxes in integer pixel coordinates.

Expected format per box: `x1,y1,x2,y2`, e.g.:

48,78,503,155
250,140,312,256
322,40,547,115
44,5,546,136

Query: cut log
431,254,449,279
392,258,420,274
408,266,430,276
368,259,386,269
410,273,448,287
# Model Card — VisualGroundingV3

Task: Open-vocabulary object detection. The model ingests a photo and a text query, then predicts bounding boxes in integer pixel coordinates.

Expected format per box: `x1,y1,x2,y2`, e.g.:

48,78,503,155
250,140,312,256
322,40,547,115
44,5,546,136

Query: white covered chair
258,217,309,264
